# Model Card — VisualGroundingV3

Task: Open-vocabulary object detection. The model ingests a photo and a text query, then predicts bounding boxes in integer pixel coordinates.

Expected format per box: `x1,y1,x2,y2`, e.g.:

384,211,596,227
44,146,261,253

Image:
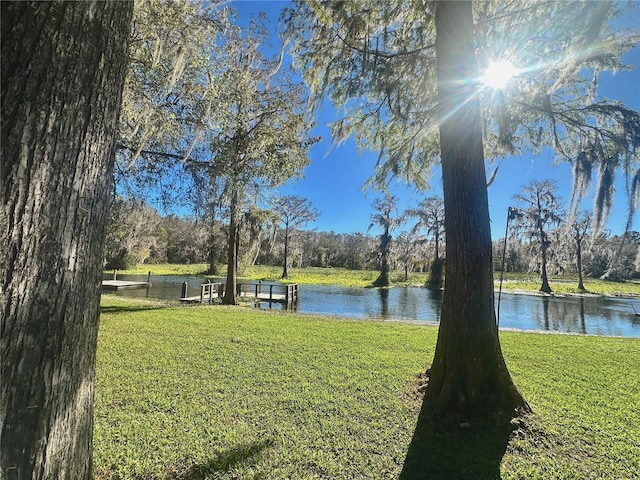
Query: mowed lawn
94,296,640,479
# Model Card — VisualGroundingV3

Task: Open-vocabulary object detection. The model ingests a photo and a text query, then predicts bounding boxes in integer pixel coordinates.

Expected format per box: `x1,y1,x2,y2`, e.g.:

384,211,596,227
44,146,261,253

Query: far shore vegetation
105,263,640,296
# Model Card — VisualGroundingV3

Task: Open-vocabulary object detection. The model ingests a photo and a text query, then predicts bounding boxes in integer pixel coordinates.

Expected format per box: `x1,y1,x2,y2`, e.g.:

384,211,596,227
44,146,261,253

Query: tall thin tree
571,211,592,292
513,180,564,294
368,194,404,287
407,196,445,287
272,195,320,279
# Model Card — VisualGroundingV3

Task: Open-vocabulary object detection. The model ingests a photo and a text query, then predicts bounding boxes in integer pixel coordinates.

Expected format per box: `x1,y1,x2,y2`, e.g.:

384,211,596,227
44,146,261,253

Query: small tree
407,196,445,288
513,180,564,293
368,194,404,287
394,231,424,282
571,211,592,292
272,195,320,279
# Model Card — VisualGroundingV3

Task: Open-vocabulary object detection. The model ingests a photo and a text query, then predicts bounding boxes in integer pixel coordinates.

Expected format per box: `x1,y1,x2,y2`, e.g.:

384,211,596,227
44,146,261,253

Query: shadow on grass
171,439,273,480
100,305,168,315
399,413,514,480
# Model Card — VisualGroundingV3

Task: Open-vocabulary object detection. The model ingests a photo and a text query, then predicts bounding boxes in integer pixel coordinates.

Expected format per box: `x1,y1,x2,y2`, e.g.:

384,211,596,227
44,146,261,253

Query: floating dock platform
101,280,151,290
101,270,151,291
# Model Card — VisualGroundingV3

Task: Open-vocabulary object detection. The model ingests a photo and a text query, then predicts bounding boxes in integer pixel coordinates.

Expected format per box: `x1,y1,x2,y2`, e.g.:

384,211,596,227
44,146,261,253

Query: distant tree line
493,230,640,281
106,190,640,283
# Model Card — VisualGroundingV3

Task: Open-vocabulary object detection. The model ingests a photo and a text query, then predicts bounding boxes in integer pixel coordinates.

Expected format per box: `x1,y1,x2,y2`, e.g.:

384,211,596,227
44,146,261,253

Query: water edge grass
106,264,640,295
95,296,640,479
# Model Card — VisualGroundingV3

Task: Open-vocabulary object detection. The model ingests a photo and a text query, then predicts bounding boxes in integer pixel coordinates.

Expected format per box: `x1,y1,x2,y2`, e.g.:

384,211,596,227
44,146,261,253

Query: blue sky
233,1,640,238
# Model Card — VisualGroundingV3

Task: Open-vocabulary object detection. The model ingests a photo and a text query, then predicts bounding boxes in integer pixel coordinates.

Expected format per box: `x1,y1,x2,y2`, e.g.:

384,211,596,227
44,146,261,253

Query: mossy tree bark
1,2,132,478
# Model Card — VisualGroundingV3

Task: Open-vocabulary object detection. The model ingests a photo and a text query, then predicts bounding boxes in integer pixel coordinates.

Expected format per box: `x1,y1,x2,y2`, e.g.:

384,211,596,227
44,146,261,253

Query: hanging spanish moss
567,150,592,221
592,158,616,235
622,165,640,232
630,169,640,227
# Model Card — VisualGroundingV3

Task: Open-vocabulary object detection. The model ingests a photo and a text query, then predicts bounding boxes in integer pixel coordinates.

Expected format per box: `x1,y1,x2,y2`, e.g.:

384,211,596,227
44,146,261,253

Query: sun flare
481,60,519,90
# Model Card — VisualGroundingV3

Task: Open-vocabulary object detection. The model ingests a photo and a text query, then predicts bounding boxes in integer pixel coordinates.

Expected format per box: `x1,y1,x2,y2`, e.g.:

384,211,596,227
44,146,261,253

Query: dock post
113,269,117,280
181,282,188,299
147,271,152,286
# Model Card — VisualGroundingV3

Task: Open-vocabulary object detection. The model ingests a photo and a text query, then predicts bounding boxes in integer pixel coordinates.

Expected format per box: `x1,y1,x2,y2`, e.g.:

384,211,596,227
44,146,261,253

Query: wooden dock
180,281,299,306
102,280,151,290
101,270,151,290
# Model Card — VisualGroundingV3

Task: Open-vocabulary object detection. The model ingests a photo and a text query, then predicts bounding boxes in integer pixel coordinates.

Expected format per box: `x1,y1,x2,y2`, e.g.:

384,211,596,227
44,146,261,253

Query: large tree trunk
223,188,240,304
1,2,132,479
422,0,528,417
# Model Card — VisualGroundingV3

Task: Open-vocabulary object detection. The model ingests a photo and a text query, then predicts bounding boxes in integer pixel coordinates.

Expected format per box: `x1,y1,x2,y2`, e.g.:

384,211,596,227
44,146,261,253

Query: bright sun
481,60,519,90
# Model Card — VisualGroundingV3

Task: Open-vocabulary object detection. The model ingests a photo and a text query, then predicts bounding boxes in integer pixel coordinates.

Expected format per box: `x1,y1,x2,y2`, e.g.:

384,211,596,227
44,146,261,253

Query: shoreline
102,268,640,299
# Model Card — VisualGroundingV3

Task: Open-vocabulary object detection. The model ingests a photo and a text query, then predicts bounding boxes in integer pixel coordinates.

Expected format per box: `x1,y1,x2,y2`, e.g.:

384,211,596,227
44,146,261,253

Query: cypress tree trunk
576,235,585,291
540,240,552,293
282,225,290,279
1,2,132,479
374,230,391,287
223,188,239,304
422,0,529,417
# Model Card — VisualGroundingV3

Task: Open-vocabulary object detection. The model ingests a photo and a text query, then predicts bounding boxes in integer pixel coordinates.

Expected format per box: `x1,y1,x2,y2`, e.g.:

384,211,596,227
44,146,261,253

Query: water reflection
104,274,640,338
426,288,443,322
379,288,390,318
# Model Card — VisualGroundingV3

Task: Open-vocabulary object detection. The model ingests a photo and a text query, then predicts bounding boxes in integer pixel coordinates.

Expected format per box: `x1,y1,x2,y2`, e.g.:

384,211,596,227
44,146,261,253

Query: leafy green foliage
285,1,640,225
118,0,228,186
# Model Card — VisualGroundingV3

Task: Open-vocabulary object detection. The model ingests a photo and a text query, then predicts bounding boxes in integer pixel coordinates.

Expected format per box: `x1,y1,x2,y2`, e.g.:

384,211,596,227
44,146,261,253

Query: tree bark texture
1,2,132,479
422,1,528,417
223,188,239,304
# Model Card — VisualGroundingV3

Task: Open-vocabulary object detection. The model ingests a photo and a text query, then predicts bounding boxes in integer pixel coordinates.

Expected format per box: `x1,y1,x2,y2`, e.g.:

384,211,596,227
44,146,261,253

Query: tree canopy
272,195,320,278
284,1,640,227
118,2,319,303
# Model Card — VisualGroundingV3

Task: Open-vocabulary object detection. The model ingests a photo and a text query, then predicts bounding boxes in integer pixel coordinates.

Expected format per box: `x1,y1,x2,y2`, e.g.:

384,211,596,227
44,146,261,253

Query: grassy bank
107,264,640,295
95,296,640,479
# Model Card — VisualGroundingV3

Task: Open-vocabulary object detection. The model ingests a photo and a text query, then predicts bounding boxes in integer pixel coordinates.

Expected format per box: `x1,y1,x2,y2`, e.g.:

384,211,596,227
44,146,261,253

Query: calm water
103,274,640,338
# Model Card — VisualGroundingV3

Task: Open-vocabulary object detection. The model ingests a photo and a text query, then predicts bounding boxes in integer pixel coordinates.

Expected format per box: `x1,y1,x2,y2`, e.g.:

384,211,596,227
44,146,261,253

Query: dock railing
181,281,298,306
235,282,299,305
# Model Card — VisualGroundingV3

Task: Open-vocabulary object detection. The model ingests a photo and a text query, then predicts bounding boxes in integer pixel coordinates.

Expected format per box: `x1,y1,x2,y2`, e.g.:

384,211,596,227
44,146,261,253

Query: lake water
103,274,640,338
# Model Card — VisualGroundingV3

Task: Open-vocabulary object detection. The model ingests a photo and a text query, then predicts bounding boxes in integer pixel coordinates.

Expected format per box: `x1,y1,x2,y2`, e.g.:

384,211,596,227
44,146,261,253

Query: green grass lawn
107,263,211,276
94,296,640,479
